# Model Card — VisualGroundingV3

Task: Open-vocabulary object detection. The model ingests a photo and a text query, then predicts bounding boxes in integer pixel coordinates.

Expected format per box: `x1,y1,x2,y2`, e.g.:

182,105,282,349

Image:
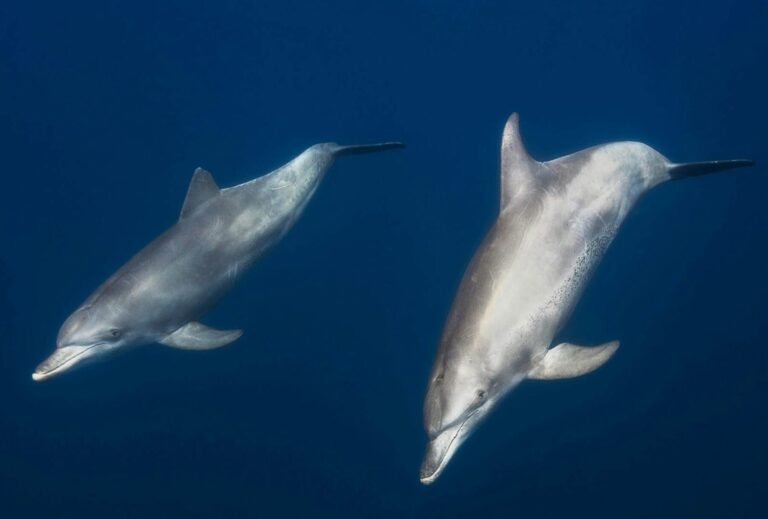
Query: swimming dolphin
420,113,754,484
33,141,404,381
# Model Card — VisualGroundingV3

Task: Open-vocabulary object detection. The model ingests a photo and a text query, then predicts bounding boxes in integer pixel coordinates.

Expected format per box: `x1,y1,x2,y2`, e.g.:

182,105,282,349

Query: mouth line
33,343,102,380
421,408,479,484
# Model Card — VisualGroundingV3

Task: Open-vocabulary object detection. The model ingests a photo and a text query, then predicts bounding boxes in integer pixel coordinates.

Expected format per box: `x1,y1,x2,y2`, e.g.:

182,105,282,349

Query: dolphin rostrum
34,141,404,381
420,113,754,484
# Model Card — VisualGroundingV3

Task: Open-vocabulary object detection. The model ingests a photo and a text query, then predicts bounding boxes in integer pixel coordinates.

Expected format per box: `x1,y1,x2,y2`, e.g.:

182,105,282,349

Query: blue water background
1,1,767,517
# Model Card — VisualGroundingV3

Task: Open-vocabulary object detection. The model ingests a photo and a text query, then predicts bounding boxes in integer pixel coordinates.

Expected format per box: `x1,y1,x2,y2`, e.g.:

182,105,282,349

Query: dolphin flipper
528,340,619,380
159,322,242,350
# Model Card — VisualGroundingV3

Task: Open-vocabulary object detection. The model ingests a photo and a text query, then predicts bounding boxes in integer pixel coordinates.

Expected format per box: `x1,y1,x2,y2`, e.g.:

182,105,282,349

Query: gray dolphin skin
33,141,404,381
420,113,754,484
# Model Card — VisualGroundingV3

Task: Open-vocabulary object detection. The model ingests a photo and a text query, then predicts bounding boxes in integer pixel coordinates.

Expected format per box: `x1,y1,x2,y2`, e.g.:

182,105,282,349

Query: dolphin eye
109,329,122,339
476,389,486,399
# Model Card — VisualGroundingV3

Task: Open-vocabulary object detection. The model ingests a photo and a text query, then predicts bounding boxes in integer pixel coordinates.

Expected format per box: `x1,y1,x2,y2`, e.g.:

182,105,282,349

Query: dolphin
420,113,754,484
33,141,404,381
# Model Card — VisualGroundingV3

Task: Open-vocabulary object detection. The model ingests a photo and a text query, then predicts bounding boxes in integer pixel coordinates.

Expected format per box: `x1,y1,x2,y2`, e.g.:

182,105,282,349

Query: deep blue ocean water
1,1,767,517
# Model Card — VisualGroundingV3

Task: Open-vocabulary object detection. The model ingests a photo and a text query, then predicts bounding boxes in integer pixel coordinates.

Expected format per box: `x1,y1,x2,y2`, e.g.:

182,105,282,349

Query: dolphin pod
33,142,404,381
34,115,756,486
419,113,754,483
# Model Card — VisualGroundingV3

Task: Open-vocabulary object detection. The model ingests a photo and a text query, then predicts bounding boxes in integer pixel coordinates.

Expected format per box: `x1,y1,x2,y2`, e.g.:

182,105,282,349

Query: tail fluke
331,142,406,156
669,159,755,180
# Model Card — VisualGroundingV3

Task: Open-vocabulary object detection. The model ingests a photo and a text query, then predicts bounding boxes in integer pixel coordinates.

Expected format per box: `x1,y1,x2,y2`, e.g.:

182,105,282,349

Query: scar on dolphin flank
420,112,754,484
33,140,404,382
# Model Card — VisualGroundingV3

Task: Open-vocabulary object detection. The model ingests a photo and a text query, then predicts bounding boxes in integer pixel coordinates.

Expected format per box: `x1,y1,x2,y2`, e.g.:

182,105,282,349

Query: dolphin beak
420,414,475,485
32,345,97,382
668,159,755,180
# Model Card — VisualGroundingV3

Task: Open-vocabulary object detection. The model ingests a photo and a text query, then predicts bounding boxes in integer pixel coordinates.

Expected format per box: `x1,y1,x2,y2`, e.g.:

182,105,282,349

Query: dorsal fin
180,167,220,220
500,113,539,209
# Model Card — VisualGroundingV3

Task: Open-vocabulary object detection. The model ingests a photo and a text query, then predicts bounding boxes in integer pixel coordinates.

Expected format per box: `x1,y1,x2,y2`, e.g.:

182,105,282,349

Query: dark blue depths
1,1,766,517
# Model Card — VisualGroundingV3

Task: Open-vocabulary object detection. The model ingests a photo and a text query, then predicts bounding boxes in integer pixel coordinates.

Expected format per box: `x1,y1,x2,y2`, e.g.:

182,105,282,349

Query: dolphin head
583,142,671,191
594,142,754,190
420,357,520,484
33,305,131,382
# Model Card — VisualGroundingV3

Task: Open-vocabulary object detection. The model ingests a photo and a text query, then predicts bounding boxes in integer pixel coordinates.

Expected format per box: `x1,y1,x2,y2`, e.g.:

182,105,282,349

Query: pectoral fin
528,340,619,380
159,322,243,350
